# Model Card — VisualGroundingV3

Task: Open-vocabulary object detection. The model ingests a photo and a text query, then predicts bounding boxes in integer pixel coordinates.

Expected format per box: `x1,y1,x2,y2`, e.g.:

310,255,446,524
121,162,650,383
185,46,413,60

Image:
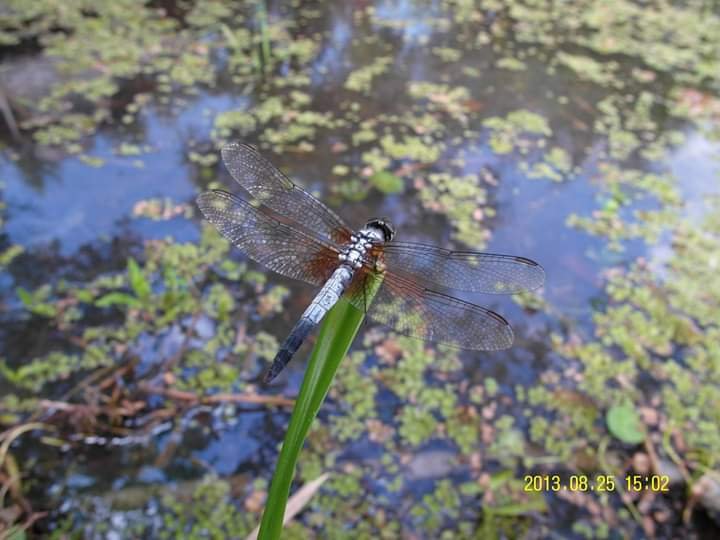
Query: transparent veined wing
345,267,514,350
380,242,545,294
221,142,353,244
197,190,340,286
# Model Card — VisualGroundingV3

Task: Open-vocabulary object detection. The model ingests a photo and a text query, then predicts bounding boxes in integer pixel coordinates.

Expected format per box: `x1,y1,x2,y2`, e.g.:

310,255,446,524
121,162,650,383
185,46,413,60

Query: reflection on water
669,132,720,224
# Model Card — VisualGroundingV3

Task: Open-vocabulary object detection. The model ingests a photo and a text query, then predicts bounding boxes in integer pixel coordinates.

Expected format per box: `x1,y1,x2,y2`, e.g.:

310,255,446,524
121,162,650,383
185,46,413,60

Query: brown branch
7,510,48,536
138,383,295,408
38,400,146,417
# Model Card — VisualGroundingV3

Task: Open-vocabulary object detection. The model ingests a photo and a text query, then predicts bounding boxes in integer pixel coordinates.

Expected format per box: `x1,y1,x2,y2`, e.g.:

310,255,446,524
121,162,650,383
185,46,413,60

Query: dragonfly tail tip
262,366,279,384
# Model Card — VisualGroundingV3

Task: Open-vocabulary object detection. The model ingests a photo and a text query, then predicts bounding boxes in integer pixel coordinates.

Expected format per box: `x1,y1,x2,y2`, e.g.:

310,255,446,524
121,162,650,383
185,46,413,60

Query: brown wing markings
307,244,343,284
331,226,353,246
197,190,341,286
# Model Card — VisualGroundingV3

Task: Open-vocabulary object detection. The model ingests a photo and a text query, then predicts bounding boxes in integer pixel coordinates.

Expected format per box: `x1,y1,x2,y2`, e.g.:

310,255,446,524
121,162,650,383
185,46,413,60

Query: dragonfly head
365,218,395,243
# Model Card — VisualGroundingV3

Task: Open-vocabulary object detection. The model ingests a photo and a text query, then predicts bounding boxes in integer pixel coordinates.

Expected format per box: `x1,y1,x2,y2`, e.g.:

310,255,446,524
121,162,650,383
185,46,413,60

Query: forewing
381,242,544,294
197,190,339,286
221,142,352,244
346,268,514,350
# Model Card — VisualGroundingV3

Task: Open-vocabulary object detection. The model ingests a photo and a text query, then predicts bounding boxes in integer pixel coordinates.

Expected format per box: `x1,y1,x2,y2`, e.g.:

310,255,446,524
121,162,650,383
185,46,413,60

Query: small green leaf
75,289,94,303
16,286,57,317
95,292,142,308
490,496,548,516
0,244,23,266
370,171,404,194
606,402,645,444
0,359,21,386
31,304,58,318
6,526,26,540
16,287,32,307
164,266,180,291
127,258,151,300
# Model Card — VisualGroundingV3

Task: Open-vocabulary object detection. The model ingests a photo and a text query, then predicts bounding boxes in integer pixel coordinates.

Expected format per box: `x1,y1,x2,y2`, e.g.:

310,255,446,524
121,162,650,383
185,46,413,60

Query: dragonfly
197,143,545,383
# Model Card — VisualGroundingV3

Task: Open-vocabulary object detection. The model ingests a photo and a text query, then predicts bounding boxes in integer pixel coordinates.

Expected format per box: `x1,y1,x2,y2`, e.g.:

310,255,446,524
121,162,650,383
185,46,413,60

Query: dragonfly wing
221,142,353,244
197,190,339,286
346,268,514,350
381,242,544,294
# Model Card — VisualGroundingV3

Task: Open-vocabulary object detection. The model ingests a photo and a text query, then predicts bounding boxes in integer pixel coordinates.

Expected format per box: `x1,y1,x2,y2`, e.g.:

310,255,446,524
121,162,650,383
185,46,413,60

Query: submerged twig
0,82,20,140
138,383,295,408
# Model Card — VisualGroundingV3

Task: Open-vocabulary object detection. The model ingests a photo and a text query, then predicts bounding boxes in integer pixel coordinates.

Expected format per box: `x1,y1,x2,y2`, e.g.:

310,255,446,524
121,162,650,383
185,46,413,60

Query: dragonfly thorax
339,241,368,269
339,223,390,270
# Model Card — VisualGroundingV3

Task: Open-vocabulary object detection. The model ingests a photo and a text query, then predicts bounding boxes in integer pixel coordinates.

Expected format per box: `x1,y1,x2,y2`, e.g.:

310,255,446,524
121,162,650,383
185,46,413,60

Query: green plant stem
256,0,270,71
257,298,366,539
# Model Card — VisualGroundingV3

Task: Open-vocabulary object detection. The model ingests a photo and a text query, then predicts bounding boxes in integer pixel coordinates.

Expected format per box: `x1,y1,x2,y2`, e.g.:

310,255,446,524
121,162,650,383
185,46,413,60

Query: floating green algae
344,57,393,94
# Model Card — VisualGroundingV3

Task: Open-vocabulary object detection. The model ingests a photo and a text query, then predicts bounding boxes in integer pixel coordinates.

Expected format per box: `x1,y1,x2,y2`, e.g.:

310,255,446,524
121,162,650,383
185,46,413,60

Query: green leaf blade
127,258,151,300
606,402,645,445
16,286,33,308
95,292,142,308
370,171,404,194
257,298,368,539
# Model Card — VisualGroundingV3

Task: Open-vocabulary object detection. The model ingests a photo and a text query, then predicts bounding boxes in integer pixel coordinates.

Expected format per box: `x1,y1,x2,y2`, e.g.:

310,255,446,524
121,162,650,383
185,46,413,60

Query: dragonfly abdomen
264,317,315,383
264,264,355,382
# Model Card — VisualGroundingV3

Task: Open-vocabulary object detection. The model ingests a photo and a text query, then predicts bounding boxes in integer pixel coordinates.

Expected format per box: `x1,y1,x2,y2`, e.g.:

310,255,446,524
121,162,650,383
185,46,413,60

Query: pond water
1,1,719,538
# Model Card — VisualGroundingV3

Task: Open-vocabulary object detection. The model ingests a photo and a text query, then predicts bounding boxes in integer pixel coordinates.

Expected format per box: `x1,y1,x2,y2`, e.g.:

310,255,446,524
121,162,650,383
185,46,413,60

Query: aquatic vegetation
497,57,526,71
263,110,335,149
525,146,572,182
213,109,258,138
483,110,551,156
351,123,378,146
344,57,393,94
432,46,462,63
369,170,404,194
415,172,492,246
555,53,620,88
536,200,720,529
0,195,21,261
0,219,288,412
567,163,682,251
379,134,442,163
606,402,645,445
0,1,327,152
159,476,252,538
408,81,472,123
